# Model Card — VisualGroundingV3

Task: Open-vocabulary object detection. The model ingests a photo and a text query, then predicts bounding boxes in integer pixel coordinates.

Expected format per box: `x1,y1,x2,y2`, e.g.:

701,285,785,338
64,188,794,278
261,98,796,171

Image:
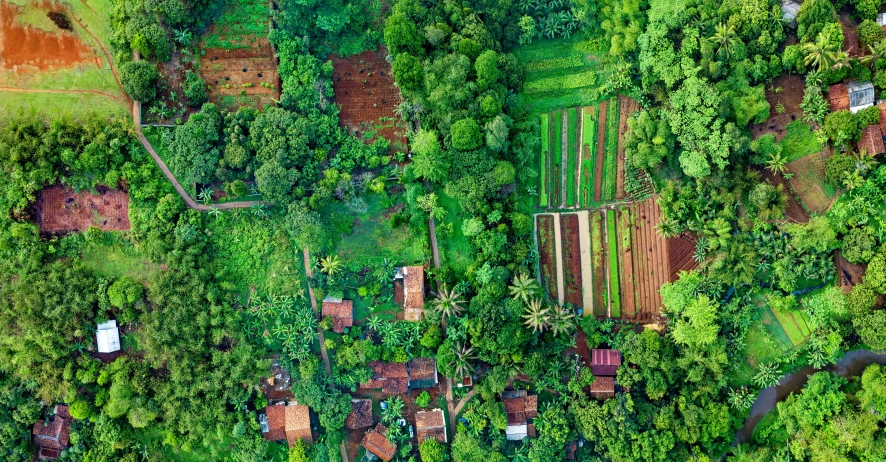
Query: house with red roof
321,297,354,333
361,423,397,461
32,404,72,460
591,349,621,377
502,390,538,441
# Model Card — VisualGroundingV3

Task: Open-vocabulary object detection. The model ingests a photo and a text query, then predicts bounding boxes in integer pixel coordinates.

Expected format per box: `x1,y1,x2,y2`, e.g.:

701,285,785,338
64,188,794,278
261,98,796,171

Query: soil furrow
594,99,608,202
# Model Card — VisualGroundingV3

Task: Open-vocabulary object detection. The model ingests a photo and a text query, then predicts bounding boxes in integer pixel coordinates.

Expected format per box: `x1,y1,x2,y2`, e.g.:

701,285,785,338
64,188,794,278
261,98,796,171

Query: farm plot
566,108,579,207
536,214,560,301
580,105,599,207
601,97,619,202
631,197,670,322
514,34,608,113
836,250,866,292
36,186,130,233
617,208,637,319
551,111,564,207
331,49,408,152
787,150,836,214
666,235,698,281
606,209,621,318
560,214,583,308
767,303,812,347
616,96,641,200
199,0,279,111
539,114,550,207
590,212,608,316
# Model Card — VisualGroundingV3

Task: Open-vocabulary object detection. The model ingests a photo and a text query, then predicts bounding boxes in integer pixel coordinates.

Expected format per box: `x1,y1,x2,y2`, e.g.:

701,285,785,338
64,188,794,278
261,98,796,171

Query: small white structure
96,320,121,353
782,0,801,29
878,13,886,26
848,81,876,113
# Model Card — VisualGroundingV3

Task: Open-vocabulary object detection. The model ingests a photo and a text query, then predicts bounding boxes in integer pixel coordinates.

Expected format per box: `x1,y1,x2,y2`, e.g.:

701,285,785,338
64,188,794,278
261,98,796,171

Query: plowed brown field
37,186,129,233
0,2,93,71
560,214,583,307
201,37,279,110
631,197,669,321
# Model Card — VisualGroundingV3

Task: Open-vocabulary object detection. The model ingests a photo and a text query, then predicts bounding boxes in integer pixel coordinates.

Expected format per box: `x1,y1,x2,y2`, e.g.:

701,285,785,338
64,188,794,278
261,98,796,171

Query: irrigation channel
733,349,886,446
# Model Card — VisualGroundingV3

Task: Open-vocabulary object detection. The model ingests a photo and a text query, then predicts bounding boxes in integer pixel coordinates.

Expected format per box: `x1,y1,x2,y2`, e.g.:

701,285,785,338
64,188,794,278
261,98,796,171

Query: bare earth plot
37,186,130,233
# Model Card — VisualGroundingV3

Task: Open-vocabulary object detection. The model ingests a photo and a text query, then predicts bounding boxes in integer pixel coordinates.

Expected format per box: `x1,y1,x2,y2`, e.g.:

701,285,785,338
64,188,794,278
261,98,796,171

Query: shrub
107,276,144,309
391,53,423,93
69,399,93,420
450,118,482,150
183,71,208,107
225,179,247,198
414,391,431,407
120,61,159,102
858,19,885,47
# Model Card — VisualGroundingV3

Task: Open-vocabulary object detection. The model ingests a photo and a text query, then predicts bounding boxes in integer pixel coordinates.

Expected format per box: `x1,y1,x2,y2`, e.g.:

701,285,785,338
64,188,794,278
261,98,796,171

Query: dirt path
594,100,608,202
561,111,568,208
302,249,333,376
425,208,456,439
552,212,565,306
576,210,594,314
451,388,477,419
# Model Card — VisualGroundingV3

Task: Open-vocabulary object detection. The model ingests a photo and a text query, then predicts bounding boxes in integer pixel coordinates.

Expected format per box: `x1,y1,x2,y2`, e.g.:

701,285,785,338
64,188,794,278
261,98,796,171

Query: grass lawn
768,302,812,347
566,108,578,207
539,113,549,207
606,209,620,317
580,105,598,208
781,121,822,162
332,192,426,264
437,191,474,276
732,307,793,386
78,235,156,281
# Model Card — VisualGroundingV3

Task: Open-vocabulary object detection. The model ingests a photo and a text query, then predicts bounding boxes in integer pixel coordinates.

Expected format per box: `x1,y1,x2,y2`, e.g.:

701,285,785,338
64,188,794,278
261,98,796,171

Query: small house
96,320,120,354
361,423,397,462
859,123,886,155
589,376,616,399
415,409,447,443
346,399,375,430
782,0,801,28
321,296,354,333
361,361,409,394
502,390,538,441
394,266,425,321
285,404,313,446
407,357,438,389
262,403,286,441
591,349,622,377
830,81,875,113
32,405,72,460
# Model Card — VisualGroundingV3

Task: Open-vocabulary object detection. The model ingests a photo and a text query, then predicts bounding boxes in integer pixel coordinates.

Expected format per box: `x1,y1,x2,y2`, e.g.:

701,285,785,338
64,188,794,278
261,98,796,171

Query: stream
733,349,886,446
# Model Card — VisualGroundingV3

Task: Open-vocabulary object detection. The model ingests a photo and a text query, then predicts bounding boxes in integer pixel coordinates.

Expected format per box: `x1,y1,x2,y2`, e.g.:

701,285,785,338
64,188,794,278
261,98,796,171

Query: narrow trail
451,388,477,418
302,249,332,376
427,214,457,436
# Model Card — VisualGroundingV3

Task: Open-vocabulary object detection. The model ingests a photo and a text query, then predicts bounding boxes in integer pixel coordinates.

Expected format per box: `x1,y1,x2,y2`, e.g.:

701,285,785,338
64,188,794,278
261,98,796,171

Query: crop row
525,70,598,94
524,54,585,74
566,108,578,207
539,114,549,207
601,97,619,202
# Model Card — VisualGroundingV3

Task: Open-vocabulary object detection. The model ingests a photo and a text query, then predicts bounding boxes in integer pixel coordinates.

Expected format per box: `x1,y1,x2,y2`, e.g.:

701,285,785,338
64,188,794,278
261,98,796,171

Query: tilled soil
36,186,130,233
835,250,866,293
537,214,559,301
560,214,583,307
594,99,608,202
632,197,669,321
0,2,93,71
617,208,637,318
201,37,279,110
616,95,640,200
761,170,810,223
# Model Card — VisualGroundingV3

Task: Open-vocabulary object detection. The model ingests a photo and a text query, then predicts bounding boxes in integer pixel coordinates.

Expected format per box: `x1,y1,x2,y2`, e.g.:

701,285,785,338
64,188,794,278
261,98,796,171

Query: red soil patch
666,235,698,282
594,100,608,202
537,214,558,301
835,250,866,293
330,49,408,152
36,186,130,233
560,214,583,307
750,74,805,140
615,96,639,200
617,208,637,318
200,35,280,111
0,1,94,71
631,197,669,322
761,170,809,223
591,212,607,317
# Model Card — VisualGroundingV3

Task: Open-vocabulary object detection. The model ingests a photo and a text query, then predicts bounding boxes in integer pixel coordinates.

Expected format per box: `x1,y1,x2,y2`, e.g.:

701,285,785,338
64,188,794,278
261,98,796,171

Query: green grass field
580,105,599,208
782,121,822,162
606,209,621,317
331,192,426,264
202,0,269,50
539,114,549,207
602,97,619,201
438,191,473,276
551,110,564,207
566,108,578,207
0,0,128,122
768,303,812,347
514,35,608,113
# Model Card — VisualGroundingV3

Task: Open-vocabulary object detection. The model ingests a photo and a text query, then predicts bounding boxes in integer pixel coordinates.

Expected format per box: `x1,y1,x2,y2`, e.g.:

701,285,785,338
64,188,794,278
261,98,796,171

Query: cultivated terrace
4,0,886,461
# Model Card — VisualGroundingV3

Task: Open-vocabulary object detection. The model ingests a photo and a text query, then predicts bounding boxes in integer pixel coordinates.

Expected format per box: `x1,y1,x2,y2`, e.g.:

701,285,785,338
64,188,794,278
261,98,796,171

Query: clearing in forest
0,0,129,120
787,150,836,215
514,34,608,113
36,186,130,233
330,48,408,152
199,0,279,110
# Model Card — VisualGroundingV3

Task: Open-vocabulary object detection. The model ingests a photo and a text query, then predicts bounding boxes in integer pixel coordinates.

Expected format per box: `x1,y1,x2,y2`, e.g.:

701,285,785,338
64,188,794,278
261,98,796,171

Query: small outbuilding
285,404,313,446
361,361,409,394
346,399,375,430
361,423,397,462
32,404,72,460
395,266,426,321
407,357,438,390
782,1,801,28
415,409,447,443
96,320,121,354
589,376,616,399
830,81,876,113
502,390,538,441
591,349,622,377
321,296,354,333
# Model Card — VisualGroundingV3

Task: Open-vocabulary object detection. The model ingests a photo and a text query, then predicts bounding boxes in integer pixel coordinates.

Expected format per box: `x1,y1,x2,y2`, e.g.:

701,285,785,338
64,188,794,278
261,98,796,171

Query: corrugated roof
590,376,616,398
591,349,621,376
408,357,438,389
96,320,120,353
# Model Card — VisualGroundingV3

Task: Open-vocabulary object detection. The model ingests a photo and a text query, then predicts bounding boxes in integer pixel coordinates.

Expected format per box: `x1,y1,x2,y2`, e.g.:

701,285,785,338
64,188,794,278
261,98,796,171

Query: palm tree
319,255,343,277
547,304,575,336
753,362,781,388
765,152,789,176
433,284,465,321
198,188,213,204
710,23,739,58
450,343,476,378
367,316,384,332
656,216,681,239
802,32,844,72
208,205,222,220
522,299,550,333
508,273,539,303
173,29,192,45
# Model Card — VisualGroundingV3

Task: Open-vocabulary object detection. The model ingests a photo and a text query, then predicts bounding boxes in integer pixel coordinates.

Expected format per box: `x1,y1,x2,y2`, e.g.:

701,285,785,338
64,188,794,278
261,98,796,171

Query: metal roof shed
847,81,876,113
96,320,121,353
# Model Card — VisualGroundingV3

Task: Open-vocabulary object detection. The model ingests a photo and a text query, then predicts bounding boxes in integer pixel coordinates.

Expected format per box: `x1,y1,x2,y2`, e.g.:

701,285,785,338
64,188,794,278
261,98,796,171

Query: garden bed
580,105,598,207
537,214,559,301
616,95,640,200
566,108,579,207
787,150,836,214
631,197,669,321
538,113,550,207
590,211,607,316
835,250,866,293
617,208,636,318
666,235,698,282
551,110,564,207
749,74,806,141
602,97,619,202
36,186,130,234
593,99,607,202
606,209,621,317
559,213,583,308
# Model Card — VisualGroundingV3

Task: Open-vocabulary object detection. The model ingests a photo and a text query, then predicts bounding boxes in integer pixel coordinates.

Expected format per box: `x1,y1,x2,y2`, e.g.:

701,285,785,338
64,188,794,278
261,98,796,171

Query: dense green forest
2,0,886,461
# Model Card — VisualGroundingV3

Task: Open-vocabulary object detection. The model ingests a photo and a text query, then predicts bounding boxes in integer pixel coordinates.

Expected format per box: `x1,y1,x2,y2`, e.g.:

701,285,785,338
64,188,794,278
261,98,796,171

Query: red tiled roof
504,395,537,426
360,361,409,394
407,357,437,388
591,349,621,376
346,399,375,429
590,376,616,398
321,299,354,333
361,423,397,461
859,124,885,155
263,404,286,441
285,404,312,446
415,409,447,443
829,84,850,112
32,405,72,452
403,266,425,309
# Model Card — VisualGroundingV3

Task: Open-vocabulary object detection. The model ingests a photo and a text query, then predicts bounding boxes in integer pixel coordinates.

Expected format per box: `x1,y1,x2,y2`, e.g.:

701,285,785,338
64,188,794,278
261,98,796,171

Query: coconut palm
861,40,886,68
709,23,739,58
765,152,789,176
509,273,539,303
547,304,575,336
450,343,477,378
802,32,844,72
522,299,550,333
319,255,343,277
433,284,465,321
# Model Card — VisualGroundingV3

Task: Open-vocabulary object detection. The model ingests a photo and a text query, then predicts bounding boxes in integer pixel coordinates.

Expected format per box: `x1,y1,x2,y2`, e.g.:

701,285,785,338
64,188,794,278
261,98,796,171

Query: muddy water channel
733,349,886,445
